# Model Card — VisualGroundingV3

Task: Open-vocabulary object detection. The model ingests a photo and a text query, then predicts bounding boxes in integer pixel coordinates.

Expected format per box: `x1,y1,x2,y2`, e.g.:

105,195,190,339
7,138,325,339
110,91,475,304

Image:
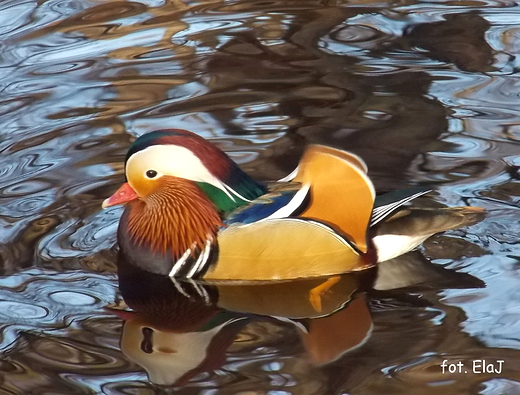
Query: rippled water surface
1,0,520,394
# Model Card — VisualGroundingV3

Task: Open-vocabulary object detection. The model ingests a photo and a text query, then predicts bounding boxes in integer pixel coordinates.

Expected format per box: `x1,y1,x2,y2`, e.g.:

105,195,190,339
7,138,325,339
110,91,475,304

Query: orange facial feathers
126,177,223,258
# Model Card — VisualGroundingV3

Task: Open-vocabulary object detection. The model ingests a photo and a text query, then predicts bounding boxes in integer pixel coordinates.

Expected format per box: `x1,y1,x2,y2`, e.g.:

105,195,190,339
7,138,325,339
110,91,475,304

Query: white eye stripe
127,145,242,201
128,145,212,181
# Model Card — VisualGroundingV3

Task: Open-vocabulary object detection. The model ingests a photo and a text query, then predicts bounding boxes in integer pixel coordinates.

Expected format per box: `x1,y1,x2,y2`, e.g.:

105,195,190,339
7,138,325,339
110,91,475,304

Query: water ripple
0,300,48,320
0,0,519,392
0,1,37,37
0,269,117,354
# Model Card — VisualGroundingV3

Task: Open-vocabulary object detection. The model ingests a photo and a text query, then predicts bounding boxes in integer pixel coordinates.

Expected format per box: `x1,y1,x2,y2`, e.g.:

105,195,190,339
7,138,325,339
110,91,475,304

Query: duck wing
224,182,308,225
371,187,431,226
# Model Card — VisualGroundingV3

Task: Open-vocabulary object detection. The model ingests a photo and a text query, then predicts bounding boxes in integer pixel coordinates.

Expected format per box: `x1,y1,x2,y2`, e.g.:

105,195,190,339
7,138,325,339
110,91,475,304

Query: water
0,0,519,393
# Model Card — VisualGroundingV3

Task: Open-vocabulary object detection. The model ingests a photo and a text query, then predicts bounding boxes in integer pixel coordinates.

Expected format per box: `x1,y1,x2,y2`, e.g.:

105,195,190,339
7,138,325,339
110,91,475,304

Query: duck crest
121,177,223,276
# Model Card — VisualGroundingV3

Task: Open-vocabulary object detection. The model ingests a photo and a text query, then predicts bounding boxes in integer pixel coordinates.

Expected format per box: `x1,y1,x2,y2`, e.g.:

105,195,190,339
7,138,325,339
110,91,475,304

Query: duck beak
102,182,139,208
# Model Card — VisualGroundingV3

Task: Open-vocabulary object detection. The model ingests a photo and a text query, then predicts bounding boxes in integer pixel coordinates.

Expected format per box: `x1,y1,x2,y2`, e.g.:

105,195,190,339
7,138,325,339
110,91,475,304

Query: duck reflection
110,249,484,387
110,253,376,386
113,260,243,386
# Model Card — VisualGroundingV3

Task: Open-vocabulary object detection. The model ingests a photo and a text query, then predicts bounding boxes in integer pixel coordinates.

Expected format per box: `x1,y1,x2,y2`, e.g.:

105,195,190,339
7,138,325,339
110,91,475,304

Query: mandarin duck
103,129,485,282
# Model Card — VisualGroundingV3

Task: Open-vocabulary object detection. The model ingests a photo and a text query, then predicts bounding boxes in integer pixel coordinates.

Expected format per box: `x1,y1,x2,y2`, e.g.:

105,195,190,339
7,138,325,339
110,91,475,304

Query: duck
103,129,485,283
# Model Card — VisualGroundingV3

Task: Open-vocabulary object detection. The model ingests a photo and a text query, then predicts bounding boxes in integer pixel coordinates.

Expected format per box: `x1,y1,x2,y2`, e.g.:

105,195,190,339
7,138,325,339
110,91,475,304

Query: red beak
102,182,139,208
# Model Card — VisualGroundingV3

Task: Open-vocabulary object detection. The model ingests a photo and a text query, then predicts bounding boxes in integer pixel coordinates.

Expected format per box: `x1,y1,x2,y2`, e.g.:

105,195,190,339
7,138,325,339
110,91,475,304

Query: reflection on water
1,0,520,393
114,257,375,387
111,250,489,390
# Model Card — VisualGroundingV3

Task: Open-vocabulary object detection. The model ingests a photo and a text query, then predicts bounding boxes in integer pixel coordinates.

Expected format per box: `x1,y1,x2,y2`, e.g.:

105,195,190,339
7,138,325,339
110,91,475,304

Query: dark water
1,0,520,393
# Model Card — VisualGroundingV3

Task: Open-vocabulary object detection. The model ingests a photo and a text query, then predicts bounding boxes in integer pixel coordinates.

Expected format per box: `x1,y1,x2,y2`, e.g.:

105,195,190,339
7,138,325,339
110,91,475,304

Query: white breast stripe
169,248,191,277
186,239,213,278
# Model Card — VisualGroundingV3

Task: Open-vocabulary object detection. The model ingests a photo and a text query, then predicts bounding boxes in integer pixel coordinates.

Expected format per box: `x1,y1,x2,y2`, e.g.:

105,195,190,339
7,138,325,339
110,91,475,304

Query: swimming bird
103,129,485,283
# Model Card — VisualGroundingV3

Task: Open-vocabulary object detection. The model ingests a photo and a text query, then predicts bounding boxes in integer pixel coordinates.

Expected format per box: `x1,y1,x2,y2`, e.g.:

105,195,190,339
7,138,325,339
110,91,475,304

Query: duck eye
146,170,158,179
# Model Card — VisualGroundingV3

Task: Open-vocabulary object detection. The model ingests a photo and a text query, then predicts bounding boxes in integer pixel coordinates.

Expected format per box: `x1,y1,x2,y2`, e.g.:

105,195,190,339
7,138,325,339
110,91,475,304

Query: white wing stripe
278,166,299,182
370,190,430,227
257,183,311,222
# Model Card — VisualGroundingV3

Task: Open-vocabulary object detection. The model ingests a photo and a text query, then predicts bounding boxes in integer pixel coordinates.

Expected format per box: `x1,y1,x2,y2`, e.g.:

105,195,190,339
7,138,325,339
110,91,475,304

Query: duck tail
372,206,486,262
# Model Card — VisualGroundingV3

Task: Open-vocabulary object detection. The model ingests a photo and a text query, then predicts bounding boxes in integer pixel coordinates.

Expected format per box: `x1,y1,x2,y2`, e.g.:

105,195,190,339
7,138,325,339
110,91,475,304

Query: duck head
103,129,266,210
103,130,266,275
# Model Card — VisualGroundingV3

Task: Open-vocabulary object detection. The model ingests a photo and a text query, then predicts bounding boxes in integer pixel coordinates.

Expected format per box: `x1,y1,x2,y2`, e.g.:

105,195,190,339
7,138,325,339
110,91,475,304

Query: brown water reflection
114,257,376,387
1,0,520,393
111,251,490,391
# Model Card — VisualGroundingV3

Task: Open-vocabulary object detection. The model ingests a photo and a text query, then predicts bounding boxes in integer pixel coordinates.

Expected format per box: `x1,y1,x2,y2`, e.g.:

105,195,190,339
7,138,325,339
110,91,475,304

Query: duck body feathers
205,218,375,281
